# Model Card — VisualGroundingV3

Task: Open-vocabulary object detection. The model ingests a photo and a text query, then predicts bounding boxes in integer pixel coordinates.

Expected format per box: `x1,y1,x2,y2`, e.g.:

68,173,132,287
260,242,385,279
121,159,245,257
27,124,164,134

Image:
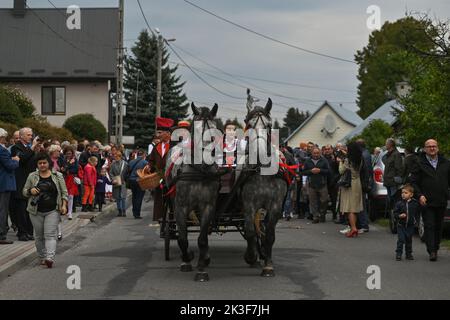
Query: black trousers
396,224,414,256
422,206,446,254
9,198,33,236
328,184,338,219
95,193,105,211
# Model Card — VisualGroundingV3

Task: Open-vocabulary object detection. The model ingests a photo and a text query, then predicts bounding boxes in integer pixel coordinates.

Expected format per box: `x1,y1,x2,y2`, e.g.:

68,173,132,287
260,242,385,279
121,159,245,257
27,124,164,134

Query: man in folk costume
147,117,174,222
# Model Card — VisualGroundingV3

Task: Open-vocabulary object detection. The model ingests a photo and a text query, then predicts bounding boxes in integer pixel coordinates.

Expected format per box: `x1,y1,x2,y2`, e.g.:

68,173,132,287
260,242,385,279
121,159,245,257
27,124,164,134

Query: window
42,87,66,115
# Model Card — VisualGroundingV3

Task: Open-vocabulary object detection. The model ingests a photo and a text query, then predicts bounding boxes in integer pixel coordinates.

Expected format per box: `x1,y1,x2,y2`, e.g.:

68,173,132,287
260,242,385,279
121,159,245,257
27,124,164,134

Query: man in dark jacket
382,138,404,206
410,139,450,262
147,117,174,222
323,145,339,222
79,143,105,173
0,128,20,244
9,128,40,241
303,148,330,223
357,139,374,232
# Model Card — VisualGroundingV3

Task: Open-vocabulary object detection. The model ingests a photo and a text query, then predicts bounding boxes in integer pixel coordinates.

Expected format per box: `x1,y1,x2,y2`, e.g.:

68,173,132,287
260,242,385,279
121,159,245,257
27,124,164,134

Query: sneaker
358,229,365,234
396,255,402,261
57,234,63,241
312,218,320,224
289,212,294,219
340,226,351,234
406,255,414,260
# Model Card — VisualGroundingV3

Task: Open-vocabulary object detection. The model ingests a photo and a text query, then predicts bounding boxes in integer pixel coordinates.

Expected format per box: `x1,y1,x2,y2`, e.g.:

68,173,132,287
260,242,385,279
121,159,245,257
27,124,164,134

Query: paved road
0,199,449,300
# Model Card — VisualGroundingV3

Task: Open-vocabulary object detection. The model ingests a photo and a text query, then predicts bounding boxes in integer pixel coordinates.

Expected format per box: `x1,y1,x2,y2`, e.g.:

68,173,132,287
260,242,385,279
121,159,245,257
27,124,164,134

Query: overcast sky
3,0,449,122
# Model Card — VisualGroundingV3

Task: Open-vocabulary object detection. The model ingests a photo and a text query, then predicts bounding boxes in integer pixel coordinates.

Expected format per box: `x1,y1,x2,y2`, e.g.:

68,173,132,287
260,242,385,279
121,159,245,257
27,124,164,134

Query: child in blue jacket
394,184,420,261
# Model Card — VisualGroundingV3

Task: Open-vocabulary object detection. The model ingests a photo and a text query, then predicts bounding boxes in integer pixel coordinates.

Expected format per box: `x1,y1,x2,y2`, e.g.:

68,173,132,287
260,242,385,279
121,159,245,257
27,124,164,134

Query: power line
167,42,245,100
126,37,356,94
171,60,330,109
183,0,356,64
171,44,356,97
135,0,245,101
25,3,100,59
136,0,156,37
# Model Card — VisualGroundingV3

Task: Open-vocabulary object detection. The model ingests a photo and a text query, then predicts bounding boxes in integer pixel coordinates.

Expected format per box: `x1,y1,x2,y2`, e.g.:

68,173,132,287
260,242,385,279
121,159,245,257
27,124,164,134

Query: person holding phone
9,128,41,241
23,153,68,268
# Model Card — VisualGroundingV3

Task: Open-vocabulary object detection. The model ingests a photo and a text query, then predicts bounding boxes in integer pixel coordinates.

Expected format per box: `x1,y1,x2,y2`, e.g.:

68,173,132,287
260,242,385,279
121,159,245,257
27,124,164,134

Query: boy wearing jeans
394,185,420,261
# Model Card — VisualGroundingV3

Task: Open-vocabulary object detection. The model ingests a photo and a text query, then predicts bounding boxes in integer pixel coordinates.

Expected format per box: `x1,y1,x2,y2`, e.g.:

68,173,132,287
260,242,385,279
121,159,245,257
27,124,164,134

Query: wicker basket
137,169,162,190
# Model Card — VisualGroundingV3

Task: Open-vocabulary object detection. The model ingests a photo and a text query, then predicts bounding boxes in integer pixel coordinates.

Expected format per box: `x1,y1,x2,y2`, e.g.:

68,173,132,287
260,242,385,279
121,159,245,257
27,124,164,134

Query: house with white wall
0,0,118,136
285,101,363,147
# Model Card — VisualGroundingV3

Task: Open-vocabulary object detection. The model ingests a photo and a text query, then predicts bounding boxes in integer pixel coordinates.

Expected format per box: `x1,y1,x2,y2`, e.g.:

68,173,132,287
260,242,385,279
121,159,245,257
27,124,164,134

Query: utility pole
156,32,163,131
115,0,125,146
155,31,175,131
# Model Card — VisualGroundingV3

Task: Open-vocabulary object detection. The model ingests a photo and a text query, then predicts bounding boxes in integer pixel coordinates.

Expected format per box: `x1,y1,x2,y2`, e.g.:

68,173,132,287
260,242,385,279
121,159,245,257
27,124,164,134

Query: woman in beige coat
338,142,363,238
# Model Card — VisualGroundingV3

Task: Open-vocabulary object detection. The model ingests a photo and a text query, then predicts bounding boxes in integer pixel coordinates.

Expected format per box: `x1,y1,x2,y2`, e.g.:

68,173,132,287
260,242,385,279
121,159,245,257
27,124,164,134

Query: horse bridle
245,110,272,133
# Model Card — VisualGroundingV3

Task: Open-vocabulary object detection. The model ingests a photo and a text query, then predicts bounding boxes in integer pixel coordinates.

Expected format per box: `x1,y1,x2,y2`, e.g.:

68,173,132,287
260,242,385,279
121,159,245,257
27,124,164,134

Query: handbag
112,161,125,186
337,168,352,188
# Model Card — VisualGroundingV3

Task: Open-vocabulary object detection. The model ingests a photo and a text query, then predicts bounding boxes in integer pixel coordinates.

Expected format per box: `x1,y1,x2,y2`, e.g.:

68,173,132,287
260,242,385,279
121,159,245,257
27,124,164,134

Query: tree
395,16,450,155
0,121,19,139
280,108,310,140
1,86,35,119
123,30,189,147
63,114,107,142
355,17,435,119
0,87,23,125
352,120,393,152
24,115,74,142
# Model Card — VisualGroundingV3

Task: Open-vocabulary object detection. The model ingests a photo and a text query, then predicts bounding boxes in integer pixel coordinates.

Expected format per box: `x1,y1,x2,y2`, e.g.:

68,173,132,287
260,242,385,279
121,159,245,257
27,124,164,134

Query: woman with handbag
111,151,128,217
338,142,364,238
22,153,68,268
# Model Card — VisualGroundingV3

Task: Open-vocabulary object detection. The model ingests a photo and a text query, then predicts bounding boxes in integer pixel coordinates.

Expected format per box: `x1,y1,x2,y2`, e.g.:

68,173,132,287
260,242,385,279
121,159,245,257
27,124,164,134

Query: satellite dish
324,115,337,135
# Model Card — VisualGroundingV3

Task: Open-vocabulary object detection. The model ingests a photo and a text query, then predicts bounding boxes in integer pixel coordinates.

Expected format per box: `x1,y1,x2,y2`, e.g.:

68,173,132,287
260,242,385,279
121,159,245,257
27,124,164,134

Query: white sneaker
340,226,351,234
358,229,365,234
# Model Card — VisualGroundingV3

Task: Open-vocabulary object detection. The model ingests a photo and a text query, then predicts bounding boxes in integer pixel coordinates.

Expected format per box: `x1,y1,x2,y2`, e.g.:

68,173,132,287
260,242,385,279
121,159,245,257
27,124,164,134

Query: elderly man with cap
147,117,174,222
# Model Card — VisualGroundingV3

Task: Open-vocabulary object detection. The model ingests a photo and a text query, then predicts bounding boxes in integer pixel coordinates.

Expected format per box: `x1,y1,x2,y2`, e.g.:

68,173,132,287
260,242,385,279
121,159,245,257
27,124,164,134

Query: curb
0,193,132,282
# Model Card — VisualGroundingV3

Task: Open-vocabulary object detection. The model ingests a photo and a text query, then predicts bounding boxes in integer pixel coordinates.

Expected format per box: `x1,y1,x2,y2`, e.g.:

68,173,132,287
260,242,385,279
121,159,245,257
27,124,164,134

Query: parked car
368,150,389,223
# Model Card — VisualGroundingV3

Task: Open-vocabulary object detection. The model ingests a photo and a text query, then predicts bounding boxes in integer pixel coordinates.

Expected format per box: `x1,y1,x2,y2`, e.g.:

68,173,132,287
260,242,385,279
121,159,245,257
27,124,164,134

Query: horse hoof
180,264,193,272
261,268,275,277
244,254,258,266
195,272,209,282
249,261,261,269
188,251,195,262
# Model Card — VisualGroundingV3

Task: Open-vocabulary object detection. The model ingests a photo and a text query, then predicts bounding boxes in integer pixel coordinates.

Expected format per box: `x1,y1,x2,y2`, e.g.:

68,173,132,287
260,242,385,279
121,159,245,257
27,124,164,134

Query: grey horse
170,103,221,282
241,98,288,277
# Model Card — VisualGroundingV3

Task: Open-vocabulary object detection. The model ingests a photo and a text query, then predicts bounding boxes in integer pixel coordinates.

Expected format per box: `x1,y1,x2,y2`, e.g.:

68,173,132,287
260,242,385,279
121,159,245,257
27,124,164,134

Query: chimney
12,0,26,17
